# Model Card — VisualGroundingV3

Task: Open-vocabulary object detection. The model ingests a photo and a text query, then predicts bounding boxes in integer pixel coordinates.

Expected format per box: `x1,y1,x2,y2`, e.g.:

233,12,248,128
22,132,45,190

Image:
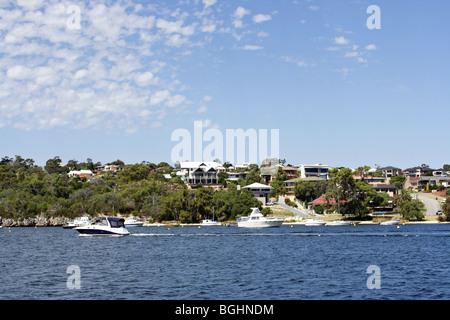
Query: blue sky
0,0,449,169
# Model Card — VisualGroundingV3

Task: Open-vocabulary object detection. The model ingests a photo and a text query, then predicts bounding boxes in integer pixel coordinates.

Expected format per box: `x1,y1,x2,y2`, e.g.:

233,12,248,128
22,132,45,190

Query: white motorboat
305,219,326,226
325,220,352,226
75,217,130,236
200,208,221,226
379,220,401,226
124,218,144,227
63,216,90,229
200,219,222,226
237,208,284,228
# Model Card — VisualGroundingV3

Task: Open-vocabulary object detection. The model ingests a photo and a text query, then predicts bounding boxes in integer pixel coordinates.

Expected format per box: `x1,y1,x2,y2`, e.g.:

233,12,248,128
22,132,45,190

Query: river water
1,224,449,300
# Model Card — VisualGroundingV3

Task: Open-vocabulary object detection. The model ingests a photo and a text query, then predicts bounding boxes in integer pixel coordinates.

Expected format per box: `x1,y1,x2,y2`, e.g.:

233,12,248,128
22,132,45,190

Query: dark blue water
1,224,449,300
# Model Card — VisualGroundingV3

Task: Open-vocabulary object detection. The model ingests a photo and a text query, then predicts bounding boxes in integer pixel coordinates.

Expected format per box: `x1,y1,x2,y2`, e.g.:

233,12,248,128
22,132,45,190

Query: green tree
118,164,149,182
439,199,450,222
400,199,425,221
244,166,262,185
294,180,328,204
390,176,406,189
45,156,68,174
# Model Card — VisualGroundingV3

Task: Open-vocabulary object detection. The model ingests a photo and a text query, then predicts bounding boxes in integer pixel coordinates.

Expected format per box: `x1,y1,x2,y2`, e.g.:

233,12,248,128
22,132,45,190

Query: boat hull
237,220,283,228
379,220,401,226
124,223,144,227
305,219,326,226
325,221,351,226
75,226,130,236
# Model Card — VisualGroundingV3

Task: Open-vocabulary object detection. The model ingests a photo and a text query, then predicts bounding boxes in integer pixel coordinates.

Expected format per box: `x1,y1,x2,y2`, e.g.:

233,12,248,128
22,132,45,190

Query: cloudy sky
1,0,449,168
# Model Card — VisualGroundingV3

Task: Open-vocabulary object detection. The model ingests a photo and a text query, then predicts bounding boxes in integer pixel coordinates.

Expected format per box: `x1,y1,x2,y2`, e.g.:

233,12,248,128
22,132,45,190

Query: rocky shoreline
1,215,68,227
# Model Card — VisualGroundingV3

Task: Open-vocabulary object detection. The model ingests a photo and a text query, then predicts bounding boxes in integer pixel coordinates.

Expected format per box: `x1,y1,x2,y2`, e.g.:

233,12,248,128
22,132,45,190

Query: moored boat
305,219,326,226
200,219,221,226
379,220,401,226
237,208,284,228
124,218,144,227
325,220,351,226
63,216,90,229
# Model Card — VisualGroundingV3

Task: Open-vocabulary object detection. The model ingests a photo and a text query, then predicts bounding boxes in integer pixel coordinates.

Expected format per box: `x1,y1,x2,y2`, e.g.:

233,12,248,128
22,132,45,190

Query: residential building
402,166,434,178
284,176,326,197
243,183,273,205
68,170,93,178
368,183,397,198
298,164,329,180
226,172,248,181
378,166,402,178
260,165,281,184
94,165,126,173
178,161,219,186
417,176,450,189
282,166,298,180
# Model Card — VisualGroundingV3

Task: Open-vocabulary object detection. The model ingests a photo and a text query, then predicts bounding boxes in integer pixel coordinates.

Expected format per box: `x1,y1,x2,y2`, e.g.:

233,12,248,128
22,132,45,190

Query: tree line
0,156,260,223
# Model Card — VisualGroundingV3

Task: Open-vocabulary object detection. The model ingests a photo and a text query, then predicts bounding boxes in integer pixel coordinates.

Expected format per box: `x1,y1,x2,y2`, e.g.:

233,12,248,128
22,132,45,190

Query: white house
178,161,220,186
243,183,273,205
67,170,93,177
298,164,330,180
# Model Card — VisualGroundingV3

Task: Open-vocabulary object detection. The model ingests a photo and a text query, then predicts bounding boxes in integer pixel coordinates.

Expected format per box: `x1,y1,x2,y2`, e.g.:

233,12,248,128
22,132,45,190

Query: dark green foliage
0,156,260,223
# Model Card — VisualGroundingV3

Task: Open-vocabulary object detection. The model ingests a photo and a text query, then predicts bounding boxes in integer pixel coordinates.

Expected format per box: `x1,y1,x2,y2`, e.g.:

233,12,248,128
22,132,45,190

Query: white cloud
234,7,250,19
253,14,271,23
243,45,263,51
344,52,358,57
334,36,349,45
150,90,171,105
202,0,217,9
156,19,196,36
135,72,156,86
233,6,250,28
166,94,186,107
203,95,213,102
308,5,320,11
366,44,377,50
17,0,44,11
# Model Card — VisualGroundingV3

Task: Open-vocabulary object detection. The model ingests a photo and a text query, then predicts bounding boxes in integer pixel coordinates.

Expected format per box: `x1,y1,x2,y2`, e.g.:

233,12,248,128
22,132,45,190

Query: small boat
200,219,221,226
305,219,326,226
124,218,144,227
63,216,90,229
325,220,352,226
201,208,221,226
379,220,401,226
237,208,284,228
75,217,130,236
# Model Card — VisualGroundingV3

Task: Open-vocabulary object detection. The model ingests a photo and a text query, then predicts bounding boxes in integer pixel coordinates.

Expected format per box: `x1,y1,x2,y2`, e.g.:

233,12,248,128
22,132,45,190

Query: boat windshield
108,218,125,228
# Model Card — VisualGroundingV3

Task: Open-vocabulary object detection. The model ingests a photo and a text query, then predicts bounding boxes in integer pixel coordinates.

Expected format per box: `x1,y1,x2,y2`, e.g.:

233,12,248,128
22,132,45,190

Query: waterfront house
298,164,329,180
243,183,273,205
178,161,220,187
368,182,397,197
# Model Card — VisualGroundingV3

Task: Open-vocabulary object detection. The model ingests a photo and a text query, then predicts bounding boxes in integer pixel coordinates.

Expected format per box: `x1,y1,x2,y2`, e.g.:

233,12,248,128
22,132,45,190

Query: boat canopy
106,217,126,228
